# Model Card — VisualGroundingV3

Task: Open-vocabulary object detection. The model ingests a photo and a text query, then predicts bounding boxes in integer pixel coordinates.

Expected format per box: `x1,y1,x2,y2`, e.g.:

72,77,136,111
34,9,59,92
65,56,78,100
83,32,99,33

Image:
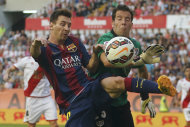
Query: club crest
67,43,77,52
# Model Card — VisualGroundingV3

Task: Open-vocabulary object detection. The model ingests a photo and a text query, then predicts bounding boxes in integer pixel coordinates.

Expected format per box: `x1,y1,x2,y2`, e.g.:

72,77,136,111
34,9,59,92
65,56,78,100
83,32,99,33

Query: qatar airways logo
54,56,81,69
84,18,106,26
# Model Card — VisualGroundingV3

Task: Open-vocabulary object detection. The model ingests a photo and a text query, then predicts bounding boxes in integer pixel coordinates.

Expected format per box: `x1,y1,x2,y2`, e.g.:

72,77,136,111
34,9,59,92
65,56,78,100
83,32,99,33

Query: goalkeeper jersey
89,30,143,107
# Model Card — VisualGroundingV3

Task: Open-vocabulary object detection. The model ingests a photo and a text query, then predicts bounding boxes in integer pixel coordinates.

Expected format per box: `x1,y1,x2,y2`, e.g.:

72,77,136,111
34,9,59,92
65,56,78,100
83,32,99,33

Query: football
105,36,135,67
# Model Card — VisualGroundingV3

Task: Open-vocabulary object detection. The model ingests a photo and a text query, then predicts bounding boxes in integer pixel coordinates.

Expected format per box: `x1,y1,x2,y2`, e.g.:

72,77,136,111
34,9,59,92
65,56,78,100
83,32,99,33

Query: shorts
24,95,58,124
111,101,134,127
65,73,113,127
95,101,134,127
183,108,190,122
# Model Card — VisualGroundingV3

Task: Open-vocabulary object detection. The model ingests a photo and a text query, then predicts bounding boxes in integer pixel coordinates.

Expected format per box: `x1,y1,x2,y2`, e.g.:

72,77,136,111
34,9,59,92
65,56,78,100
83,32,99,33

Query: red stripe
45,46,70,108
24,67,44,96
182,89,190,108
124,77,132,91
59,44,84,95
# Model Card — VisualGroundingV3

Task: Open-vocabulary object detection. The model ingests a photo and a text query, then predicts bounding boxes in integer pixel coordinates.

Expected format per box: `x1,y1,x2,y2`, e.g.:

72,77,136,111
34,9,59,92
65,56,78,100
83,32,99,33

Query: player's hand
32,39,49,47
132,44,165,66
93,44,105,55
141,98,156,118
3,73,9,81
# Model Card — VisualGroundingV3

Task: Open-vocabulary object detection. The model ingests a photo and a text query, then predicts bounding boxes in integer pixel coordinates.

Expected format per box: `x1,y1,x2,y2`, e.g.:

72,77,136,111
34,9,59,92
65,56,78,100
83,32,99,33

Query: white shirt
176,78,190,108
14,56,51,97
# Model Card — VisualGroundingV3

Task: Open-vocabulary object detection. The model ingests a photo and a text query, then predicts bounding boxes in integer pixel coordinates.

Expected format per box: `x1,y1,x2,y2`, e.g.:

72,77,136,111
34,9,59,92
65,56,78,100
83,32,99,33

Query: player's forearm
138,65,148,79
138,65,149,100
87,53,99,73
30,42,41,58
7,66,17,73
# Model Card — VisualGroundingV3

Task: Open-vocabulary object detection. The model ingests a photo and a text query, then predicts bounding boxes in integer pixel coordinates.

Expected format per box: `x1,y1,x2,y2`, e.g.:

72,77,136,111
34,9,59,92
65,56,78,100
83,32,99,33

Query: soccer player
3,56,58,127
30,8,176,127
176,64,190,127
90,5,156,127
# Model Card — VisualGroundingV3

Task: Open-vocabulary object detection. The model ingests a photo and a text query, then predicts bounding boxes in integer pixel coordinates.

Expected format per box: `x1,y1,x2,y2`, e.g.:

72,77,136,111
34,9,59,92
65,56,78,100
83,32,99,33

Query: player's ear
49,22,54,30
112,21,114,28
129,22,133,30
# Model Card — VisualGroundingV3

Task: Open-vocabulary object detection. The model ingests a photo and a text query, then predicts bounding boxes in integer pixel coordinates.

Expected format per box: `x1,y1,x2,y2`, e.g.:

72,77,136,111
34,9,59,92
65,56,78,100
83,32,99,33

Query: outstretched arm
30,39,45,58
3,65,17,81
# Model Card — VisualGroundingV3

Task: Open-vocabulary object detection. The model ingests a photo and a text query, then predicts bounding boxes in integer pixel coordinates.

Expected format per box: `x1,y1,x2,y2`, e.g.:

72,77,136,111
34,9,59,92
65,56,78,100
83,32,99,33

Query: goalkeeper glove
132,44,165,66
141,98,156,118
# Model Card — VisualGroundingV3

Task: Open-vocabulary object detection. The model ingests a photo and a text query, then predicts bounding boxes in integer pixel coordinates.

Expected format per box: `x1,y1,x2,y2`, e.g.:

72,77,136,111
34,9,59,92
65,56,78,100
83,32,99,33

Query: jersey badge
67,43,77,52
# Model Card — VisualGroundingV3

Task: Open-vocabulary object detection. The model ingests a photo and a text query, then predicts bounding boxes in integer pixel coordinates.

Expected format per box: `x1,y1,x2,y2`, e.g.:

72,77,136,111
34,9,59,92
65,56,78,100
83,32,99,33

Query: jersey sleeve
14,57,28,69
176,80,182,93
78,40,91,67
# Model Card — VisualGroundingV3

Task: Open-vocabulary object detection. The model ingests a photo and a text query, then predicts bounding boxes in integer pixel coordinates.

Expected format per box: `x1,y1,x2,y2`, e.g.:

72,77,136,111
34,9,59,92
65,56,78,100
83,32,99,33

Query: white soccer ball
105,36,135,67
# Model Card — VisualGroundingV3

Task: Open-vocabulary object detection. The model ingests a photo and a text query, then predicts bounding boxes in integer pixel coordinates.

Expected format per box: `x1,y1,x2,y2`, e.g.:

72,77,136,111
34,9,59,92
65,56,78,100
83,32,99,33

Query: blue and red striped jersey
35,35,93,111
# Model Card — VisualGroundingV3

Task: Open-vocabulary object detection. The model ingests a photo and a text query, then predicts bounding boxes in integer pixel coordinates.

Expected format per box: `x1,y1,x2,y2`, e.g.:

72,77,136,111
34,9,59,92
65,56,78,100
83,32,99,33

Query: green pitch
0,124,65,127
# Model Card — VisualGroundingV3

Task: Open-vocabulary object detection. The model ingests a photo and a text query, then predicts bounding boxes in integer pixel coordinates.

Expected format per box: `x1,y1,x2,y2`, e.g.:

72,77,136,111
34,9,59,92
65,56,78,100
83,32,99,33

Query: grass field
0,124,65,127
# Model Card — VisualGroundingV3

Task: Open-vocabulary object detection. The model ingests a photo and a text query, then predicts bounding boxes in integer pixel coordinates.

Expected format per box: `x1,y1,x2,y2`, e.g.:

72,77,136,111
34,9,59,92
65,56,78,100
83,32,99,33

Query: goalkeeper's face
112,10,133,37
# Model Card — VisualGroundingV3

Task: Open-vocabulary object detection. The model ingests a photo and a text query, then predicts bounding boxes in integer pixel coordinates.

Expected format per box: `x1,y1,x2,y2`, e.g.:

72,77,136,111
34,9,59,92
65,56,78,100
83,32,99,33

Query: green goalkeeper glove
132,44,165,66
141,98,156,118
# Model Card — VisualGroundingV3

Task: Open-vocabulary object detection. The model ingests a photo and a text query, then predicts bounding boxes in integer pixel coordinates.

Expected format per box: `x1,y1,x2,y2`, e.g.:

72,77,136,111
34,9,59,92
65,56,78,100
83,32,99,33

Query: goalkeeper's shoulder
98,32,114,44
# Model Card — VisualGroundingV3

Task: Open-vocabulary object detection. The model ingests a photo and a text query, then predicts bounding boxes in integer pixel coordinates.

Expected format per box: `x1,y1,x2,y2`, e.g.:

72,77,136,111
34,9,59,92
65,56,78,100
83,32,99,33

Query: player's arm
86,44,103,73
3,65,18,81
138,65,149,100
30,39,46,58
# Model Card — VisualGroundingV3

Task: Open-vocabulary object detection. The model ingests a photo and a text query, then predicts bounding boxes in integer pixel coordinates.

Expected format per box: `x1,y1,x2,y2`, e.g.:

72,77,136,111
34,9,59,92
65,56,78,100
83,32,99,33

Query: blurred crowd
0,27,190,92
31,0,190,18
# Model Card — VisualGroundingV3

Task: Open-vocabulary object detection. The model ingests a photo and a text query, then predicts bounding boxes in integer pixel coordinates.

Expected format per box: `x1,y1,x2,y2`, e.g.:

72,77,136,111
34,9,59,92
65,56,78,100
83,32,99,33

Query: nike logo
114,47,128,56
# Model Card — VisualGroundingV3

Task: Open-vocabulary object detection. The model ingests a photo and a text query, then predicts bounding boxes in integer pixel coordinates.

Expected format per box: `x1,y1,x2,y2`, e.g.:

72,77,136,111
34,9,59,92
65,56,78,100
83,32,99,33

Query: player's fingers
41,39,49,47
147,44,160,52
152,46,165,54
153,49,165,56
144,45,152,53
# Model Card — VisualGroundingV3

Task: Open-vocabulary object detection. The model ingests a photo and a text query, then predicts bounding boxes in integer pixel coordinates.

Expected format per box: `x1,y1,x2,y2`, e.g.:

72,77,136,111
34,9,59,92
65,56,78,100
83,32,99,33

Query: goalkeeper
90,5,161,127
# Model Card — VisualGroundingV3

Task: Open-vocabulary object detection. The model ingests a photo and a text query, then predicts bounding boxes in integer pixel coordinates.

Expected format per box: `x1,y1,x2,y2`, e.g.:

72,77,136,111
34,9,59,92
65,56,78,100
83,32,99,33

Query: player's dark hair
184,64,190,71
50,9,72,23
112,5,134,21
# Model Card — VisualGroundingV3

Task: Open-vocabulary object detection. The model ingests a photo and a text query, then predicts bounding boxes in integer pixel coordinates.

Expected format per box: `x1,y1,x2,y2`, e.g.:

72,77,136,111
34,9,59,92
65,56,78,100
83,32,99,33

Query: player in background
90,5,156,127
3,56,58,127
176,64,190,127
30,8,177,127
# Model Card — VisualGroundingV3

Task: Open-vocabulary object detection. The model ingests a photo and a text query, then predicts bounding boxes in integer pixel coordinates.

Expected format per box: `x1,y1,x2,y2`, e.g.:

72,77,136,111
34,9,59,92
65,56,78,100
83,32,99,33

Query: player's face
185,68,190,80
112,10,133,37
50,15,71,42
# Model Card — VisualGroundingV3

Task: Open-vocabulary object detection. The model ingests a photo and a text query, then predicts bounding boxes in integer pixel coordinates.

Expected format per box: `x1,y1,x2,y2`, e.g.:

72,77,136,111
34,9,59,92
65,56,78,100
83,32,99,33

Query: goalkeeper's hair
184,64,190,71
50,8,72,23
112,5,134,21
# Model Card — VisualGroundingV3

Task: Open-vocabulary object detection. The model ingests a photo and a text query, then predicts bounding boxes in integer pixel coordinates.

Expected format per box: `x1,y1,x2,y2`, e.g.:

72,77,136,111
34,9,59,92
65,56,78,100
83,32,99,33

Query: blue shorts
65,73,113,127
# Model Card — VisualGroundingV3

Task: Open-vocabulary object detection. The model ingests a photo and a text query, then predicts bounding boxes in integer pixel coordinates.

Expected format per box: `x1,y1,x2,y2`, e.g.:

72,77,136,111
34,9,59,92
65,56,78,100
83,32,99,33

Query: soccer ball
105,36,135,67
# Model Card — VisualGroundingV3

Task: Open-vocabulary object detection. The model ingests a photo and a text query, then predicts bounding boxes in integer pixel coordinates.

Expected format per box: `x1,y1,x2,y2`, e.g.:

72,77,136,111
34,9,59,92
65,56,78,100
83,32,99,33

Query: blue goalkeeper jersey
35,35,93,112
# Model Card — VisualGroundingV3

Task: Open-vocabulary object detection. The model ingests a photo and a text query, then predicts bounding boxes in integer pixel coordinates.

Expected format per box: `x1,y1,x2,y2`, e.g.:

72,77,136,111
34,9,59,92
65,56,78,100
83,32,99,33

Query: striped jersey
176,78,190,108
14,56,51,97
35,35,92,111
